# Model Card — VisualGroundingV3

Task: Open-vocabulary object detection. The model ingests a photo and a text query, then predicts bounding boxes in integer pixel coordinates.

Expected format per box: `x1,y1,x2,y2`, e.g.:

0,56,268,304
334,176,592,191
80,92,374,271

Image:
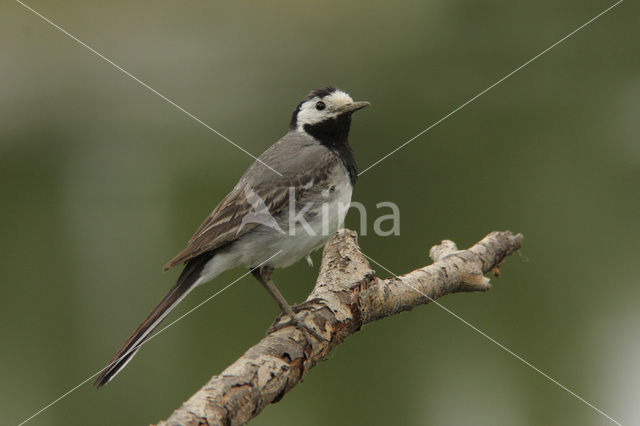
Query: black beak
336,101,371,114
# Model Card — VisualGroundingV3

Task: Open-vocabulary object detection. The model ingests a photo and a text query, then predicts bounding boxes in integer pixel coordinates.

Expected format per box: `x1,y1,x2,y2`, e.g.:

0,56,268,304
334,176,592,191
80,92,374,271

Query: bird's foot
267,314,327,342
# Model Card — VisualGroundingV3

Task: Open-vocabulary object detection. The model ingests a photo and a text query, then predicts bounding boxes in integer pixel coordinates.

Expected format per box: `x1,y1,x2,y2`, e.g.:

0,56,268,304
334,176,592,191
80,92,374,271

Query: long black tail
94,252,213,387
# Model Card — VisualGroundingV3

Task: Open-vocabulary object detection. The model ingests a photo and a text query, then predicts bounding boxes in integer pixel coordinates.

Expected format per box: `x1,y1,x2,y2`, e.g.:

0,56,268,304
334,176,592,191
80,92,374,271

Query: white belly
236,174,352,268
197,164,353,284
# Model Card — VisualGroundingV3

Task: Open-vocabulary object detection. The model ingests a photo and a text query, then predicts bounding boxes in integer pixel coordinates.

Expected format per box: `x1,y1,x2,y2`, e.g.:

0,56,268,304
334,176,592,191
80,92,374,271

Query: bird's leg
251,266,326,342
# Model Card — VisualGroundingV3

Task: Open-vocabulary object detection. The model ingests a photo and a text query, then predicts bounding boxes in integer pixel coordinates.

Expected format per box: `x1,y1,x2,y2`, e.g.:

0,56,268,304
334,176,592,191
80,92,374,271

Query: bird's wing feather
163,134,338,270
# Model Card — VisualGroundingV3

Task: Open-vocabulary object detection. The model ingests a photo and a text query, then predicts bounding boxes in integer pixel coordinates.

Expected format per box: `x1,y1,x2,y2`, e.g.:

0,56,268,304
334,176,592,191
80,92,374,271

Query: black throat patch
303,113,358,186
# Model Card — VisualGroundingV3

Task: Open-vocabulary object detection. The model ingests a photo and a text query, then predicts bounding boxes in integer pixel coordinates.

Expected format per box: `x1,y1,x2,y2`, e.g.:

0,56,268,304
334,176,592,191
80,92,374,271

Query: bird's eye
315,101,326,111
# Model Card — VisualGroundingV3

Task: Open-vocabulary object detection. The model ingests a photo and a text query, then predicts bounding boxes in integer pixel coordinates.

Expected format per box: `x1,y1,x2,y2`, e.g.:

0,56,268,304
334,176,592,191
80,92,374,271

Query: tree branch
157,229,523,426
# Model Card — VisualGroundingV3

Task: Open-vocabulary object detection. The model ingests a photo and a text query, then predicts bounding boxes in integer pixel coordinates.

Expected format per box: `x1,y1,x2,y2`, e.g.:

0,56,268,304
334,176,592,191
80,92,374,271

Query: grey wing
162,182,288,270
163,133,337,270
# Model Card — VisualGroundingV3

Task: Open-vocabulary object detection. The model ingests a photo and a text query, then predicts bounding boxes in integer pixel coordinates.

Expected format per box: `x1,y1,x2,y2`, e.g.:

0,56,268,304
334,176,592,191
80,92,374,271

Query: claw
267,315,327,342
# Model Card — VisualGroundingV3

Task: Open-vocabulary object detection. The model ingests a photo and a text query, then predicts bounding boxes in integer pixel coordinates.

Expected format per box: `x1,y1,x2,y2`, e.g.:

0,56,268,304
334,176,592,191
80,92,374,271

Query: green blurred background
2,1,638,425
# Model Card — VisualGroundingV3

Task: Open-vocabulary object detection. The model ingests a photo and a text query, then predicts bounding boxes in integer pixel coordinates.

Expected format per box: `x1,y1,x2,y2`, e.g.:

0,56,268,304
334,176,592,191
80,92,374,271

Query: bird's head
289,87,370,132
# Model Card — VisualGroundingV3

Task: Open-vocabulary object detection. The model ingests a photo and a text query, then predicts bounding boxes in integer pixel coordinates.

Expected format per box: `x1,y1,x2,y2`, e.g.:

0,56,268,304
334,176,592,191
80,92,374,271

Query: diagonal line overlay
15,0,283,177
360,251,623,426
16,250,283,426
358,0,623,176
14,0,626,425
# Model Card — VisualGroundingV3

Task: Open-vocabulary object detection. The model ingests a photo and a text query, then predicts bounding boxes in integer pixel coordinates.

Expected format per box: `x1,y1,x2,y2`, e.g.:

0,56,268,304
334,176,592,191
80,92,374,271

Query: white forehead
323,90,354,106
296,90,354,129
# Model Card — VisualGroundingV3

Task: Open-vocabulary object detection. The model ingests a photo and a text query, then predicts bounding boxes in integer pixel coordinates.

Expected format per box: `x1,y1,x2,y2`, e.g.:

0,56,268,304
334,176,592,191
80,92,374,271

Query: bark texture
157,229,523,426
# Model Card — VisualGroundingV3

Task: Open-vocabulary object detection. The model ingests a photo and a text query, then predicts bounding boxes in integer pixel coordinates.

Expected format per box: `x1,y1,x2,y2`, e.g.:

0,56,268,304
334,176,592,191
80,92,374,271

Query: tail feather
94,252,213,387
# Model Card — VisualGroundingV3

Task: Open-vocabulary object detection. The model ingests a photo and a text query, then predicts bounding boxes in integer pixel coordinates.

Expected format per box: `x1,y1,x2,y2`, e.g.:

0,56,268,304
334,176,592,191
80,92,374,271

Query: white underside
197,167,353,285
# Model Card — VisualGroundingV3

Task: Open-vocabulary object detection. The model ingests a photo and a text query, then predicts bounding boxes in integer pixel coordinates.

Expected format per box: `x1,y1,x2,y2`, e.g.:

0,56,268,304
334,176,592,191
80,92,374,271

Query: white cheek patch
296,103,326,129
296,90,354,130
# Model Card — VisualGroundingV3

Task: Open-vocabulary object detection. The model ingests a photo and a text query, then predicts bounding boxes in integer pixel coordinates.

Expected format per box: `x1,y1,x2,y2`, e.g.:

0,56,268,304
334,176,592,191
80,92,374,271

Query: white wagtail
94,87,369,386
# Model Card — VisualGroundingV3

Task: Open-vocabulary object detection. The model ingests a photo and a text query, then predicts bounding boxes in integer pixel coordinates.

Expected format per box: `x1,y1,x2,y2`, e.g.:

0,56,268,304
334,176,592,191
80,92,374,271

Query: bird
94,87,369,387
